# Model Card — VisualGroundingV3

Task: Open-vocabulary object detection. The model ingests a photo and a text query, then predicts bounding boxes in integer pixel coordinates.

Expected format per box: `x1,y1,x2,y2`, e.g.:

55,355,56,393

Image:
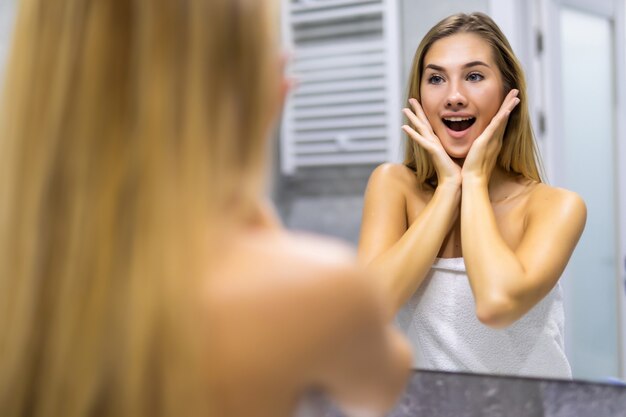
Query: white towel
395,257,572,379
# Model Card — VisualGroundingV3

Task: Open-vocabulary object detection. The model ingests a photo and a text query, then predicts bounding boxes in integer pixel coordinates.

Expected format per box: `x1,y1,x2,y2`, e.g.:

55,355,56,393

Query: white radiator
280,0,402,174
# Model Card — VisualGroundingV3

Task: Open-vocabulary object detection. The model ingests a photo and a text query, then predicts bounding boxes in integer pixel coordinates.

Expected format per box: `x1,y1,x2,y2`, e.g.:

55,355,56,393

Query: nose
446,87,468,109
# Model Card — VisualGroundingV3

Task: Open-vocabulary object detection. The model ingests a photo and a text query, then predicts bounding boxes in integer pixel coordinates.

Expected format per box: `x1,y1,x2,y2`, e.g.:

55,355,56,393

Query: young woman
359,12,586,378
0,1,411,416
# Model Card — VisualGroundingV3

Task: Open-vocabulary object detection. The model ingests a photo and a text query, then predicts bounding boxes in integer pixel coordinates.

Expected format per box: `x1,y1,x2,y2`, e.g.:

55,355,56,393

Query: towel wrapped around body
395,257,572,379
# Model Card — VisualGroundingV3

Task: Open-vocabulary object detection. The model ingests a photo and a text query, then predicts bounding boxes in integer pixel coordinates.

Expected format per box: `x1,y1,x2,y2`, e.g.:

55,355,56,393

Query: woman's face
419,32,505,159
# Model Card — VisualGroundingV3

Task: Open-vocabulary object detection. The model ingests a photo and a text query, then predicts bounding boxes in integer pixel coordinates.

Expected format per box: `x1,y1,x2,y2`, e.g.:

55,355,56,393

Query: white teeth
443,116,474,122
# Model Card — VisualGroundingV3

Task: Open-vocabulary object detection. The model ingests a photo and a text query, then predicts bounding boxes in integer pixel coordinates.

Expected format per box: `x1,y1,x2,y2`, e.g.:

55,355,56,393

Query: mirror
1,0,623,384
275,0,626,383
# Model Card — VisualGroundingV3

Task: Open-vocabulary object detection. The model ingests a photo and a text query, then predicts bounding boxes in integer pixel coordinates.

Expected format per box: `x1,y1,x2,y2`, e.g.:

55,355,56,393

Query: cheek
471,86,502,121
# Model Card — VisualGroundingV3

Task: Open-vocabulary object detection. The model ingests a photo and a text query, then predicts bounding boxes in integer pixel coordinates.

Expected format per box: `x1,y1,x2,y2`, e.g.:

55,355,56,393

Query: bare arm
358,164,460,313
461,180,586,328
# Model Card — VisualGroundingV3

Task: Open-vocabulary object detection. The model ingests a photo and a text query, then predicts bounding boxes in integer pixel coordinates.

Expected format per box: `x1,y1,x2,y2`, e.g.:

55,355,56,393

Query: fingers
498,89,520,129
491,89,520,125
402,107,423,132
404,98,433,134
499,88,521,118
401,124,429,149
402,124,442,155
402,103,437,151
408,98,429,125
402,98,438,152
481,89,520,139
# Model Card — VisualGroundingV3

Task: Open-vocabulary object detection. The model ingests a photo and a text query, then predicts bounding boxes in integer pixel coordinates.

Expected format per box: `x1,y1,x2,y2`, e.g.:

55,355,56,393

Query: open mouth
442,116,476,132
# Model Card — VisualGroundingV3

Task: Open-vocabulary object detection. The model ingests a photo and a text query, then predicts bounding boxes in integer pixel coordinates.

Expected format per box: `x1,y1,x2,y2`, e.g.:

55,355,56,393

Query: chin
448,152,468,160
441,144,470,159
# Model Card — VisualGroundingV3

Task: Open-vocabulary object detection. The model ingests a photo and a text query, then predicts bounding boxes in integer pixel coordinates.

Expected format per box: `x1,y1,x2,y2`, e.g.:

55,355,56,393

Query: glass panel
560,7,618,379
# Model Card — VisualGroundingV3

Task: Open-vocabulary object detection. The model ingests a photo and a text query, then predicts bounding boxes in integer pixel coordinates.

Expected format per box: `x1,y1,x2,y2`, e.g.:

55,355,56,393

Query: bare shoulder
366,162,432,202
208,230,367,312
206,229,383,384
527,182,587,226
368,163,419,190
205,230,412,416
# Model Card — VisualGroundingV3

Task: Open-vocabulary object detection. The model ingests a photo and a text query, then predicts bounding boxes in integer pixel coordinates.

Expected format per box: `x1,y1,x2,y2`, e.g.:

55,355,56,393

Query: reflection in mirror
277,0,625,383
359,11,584,380
2,0,620,385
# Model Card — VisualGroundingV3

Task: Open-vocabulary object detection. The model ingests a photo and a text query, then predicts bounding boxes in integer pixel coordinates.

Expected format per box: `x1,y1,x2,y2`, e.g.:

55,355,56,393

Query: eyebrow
424,61,491,71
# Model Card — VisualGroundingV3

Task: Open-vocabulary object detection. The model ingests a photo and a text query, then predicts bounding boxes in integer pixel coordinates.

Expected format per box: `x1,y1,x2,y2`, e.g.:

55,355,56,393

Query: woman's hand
462,89,520,183
402,98,461,187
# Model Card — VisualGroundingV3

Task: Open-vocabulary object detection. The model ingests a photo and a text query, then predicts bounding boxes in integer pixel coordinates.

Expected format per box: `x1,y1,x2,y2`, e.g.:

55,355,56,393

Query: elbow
475,293,520,329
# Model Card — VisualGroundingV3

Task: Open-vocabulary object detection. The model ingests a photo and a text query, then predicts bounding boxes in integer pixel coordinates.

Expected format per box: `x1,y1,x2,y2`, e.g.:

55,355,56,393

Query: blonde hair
0,0,279,416
403,12,543,185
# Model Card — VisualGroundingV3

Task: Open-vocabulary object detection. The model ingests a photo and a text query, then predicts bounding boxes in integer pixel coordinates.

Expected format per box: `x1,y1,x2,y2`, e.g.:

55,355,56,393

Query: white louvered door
280,0,401,174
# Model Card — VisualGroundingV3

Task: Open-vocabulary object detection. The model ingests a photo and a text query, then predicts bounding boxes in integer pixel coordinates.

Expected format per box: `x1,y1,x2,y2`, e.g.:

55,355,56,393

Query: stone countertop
296,369,626,417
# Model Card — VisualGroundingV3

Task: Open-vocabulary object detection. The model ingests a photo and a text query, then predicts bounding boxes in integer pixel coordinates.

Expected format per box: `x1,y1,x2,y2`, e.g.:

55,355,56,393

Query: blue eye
428,74,444,85
467,72,484,82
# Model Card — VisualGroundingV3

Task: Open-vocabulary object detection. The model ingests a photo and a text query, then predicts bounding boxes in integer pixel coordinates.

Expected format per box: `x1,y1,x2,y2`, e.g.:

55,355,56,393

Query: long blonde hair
404,12,542,184
0,0,279,416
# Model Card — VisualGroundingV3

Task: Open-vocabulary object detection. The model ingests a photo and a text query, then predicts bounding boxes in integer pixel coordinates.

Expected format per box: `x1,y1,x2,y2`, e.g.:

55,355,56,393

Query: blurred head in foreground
0,0,282,415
